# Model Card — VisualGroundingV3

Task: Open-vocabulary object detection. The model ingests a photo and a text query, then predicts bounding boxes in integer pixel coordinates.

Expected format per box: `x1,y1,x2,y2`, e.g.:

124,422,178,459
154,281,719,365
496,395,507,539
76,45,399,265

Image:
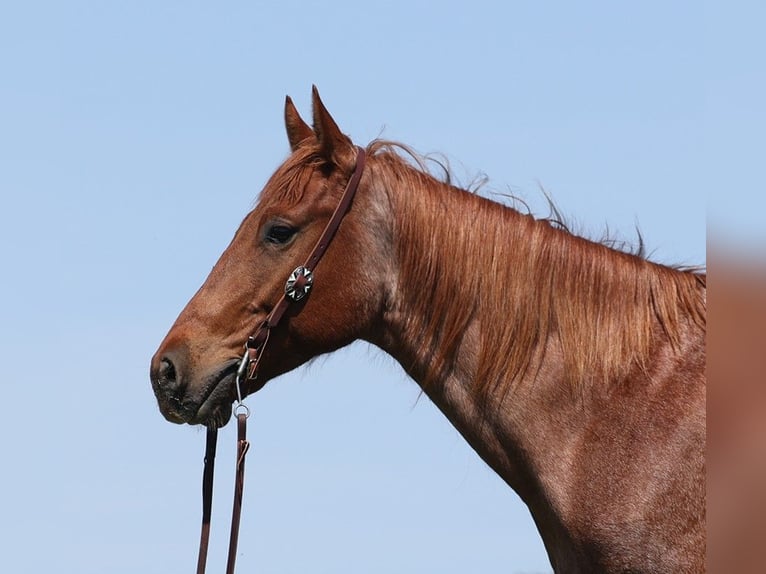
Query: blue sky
0,2,753,573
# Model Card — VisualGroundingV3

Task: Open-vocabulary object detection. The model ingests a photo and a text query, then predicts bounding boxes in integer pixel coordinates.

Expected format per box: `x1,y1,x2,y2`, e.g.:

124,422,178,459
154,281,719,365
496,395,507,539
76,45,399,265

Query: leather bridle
196,146,367,574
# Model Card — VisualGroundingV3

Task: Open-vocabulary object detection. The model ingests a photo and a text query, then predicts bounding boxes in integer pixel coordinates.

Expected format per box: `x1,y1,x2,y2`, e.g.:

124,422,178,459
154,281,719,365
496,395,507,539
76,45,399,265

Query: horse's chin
195,402,233,429
156,396,233,428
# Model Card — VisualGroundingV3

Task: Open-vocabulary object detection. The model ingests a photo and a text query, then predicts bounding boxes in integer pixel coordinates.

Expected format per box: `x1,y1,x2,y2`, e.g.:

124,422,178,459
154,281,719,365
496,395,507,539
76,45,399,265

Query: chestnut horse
150,88,706,573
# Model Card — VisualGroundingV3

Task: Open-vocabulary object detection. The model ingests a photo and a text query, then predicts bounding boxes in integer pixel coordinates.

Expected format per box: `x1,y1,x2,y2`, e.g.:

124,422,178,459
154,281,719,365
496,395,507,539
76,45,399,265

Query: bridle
196,146,367,574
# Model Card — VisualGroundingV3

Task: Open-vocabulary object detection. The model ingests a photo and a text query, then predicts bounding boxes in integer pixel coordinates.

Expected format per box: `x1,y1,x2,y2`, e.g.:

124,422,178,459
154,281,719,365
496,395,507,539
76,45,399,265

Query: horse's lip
193,360,240,426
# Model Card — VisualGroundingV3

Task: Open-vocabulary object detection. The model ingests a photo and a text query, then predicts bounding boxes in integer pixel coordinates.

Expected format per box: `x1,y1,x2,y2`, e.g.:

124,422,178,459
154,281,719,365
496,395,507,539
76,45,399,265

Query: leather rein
196,146,367,574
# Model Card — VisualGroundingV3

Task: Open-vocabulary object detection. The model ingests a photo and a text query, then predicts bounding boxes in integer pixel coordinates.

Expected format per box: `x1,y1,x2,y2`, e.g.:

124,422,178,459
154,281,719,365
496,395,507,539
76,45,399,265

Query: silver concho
285,266,314,301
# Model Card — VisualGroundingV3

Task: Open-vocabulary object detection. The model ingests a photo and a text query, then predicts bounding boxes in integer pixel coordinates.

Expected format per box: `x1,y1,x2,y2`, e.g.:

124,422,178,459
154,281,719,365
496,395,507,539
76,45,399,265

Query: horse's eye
264,224,296,245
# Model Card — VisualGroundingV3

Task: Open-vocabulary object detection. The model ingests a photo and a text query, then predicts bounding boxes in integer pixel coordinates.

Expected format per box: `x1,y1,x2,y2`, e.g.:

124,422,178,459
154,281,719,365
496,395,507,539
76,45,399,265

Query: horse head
150,88,392,428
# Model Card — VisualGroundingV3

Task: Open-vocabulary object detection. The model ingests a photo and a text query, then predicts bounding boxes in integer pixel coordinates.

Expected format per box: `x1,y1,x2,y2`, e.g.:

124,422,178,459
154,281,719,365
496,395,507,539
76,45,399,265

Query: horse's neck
381,300,584,503
381,278,589,564
372,178,585,501
371,174,705,569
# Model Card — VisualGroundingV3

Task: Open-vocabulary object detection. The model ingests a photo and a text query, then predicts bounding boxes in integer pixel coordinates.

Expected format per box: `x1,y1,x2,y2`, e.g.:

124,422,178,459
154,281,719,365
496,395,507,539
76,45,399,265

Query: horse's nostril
151,348,188,397
158,357,177,387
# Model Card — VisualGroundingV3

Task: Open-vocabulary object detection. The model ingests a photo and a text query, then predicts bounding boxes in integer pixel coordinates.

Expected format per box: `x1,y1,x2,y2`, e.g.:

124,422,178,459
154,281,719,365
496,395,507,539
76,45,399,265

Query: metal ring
234,402,250,419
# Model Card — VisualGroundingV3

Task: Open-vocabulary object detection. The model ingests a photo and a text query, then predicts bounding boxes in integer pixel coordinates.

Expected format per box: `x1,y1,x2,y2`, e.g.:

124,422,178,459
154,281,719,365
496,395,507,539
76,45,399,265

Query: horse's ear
311,85,354,167
284,95,315,151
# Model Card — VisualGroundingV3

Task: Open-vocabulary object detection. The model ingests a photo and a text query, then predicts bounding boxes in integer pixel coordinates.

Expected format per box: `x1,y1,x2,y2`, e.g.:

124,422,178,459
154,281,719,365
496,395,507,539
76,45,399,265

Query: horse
150,87,706,573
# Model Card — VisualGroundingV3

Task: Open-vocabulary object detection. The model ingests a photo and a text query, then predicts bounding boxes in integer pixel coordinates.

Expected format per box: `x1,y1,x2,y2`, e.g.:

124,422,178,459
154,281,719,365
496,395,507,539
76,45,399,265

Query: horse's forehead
257,158,322,209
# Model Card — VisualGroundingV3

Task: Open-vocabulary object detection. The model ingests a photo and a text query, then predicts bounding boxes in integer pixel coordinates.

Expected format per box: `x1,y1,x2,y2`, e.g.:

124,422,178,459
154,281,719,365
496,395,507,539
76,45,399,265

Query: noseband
196,146,367,574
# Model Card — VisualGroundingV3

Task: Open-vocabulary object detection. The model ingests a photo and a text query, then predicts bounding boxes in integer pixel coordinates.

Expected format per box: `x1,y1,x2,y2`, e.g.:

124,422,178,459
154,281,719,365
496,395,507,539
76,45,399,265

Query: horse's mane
364,140,706,397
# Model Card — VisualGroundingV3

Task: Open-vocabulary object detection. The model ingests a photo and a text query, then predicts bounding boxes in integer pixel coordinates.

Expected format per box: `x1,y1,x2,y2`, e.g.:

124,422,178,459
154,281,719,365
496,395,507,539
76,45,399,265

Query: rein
196,146,367,574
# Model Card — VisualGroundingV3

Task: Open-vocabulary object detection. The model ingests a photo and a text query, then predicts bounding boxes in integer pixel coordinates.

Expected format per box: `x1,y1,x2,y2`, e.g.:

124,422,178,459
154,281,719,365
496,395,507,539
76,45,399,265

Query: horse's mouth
153,360,239,428
154,359,261,428
191,361,241,428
